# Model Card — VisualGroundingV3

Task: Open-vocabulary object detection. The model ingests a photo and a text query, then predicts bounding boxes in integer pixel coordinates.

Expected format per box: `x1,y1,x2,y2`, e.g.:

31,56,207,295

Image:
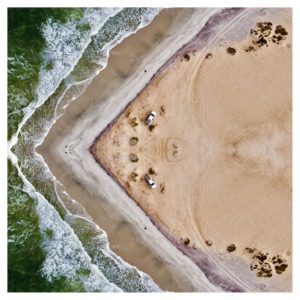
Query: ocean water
8,8,162,292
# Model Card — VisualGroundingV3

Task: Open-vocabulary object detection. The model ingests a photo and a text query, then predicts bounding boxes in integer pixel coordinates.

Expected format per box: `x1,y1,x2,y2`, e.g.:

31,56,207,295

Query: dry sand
38,8,223,292
92,11,292,291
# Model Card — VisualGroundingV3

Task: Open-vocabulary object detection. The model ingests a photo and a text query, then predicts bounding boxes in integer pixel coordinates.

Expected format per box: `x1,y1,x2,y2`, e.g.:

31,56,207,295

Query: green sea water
8,8,161,292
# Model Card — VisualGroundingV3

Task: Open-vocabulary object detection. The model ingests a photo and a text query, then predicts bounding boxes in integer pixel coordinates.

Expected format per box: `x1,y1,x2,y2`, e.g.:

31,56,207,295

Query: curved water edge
43,7,291,292
38,7,225,292
8,8,163,292
8,7,290,292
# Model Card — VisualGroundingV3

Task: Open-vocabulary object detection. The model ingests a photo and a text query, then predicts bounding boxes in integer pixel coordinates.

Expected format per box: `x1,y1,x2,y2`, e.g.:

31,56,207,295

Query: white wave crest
8,7,163,292
36,193,121,292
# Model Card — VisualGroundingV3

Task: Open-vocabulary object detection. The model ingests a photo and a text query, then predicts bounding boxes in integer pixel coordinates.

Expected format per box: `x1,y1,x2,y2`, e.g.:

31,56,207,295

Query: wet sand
38,8,223,292
91,9,292,291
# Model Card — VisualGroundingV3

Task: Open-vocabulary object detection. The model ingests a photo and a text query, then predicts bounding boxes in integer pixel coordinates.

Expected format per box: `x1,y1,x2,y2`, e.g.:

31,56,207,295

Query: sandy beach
38,8,292,292
91,9,292,291
38,8,222,292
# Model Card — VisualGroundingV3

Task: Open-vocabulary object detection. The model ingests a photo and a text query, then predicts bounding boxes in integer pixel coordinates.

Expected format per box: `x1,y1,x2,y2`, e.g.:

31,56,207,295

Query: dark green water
8,8,161,292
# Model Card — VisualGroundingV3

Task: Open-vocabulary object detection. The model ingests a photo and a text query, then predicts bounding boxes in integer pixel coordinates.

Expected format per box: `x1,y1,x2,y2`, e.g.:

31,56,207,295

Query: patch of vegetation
275,25,288,36
148,168,156,175
205,240,212,246
248,21,288,49
226,244,236,252
244,46,254,52
184,53,190,61
129,136,138,146
183,238,190,246
257,21,272,36
148,124,156,132
129,153,138,162
130,171,138,182
160,105,166,116
244,246,289,278
205,53,212,59
275,263,288,274
130,117,138,127
159,183,165,194
226,47,236,55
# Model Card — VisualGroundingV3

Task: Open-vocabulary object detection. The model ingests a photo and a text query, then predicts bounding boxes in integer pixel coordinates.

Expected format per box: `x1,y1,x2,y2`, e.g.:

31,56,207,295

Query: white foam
8,8,164,292
52,8,222,292
8,8,120,151
36,193,121,291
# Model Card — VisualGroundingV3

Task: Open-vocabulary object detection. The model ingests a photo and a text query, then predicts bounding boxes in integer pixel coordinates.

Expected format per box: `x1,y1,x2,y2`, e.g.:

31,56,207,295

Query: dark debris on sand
244,247,289,278
246,21,288,51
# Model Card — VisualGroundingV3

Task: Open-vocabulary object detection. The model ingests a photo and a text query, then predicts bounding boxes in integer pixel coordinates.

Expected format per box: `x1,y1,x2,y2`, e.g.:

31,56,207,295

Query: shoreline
89,8,251,292
39,7,291,292
89,146,246,292
91,8,291,292
38,8,221,292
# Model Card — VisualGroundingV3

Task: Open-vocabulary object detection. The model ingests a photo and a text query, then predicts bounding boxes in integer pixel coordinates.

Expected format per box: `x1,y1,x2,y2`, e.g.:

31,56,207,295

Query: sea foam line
8,8,162,291
8,8,122,152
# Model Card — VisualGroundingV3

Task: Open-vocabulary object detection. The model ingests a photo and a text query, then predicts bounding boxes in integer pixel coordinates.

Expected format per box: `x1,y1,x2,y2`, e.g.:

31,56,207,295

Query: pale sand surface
92,10,292,291
38,8,223,291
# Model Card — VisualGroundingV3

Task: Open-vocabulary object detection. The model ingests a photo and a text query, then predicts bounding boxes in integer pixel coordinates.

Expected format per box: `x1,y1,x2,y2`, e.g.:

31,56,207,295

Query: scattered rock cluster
244,247,289,278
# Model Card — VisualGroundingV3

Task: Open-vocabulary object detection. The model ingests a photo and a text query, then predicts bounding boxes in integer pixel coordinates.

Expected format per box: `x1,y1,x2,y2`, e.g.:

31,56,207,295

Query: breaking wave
8,7,161,292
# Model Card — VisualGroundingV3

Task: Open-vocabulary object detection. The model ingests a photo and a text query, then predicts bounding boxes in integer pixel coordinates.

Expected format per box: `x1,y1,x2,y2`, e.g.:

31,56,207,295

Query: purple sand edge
89,7,248,292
